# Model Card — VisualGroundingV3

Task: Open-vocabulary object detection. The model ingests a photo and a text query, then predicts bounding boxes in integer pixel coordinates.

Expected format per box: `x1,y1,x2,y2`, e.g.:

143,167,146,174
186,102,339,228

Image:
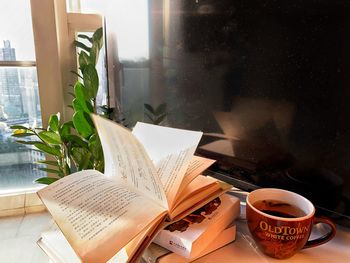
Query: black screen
144,0,350,225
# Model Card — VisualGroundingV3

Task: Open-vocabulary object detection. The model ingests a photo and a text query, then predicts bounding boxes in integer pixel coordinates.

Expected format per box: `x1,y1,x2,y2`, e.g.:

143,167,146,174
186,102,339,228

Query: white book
37,221,237,263
37,229,129,263
37,230,79,263
152,194,240,259
142,223,236,263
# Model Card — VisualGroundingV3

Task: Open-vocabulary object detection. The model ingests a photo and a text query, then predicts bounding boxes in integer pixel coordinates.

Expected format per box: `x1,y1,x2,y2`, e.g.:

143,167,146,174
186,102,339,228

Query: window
0,0,109,216
67,0,150,125
0,0,45,194
0,0,106,215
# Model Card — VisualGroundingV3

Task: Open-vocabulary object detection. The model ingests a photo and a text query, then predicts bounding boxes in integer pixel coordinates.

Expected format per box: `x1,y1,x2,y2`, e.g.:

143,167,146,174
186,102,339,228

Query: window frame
0,0,103,216
0,3,45,214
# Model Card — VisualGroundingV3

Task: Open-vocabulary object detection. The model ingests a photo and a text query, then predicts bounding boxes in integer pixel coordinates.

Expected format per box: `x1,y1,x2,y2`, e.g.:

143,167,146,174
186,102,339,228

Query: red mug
246,188,336,259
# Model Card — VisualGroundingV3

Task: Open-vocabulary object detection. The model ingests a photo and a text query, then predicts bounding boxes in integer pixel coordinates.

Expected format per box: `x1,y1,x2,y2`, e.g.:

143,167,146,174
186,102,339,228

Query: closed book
142,223,236,263
153,194,240,259
37,230,128,263
37,230,81,263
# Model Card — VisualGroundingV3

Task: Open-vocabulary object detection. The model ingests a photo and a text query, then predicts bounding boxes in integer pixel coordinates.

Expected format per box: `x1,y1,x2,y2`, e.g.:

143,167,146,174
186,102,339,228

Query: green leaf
92,27,103,50
73,111,94,138
71,147,92,170
72,98,84,112
74,83,92,113
82,64,99,99
64,120,74,128
144,103,155,114
89,42,100,66
35,177,59,185
74,82,90,101
38,168,64,177
38,131,62,145
155,103,167,116
72,98,93,114
48,114,59,132
79,51,90,71
34,143,61,156
65,135,88,148
89,134,103,160
15,140,42,145
10,125,28,130
80,152,92,170
60,121,73,138
77,34,93,43
74,40,91,52
37,160,59,166
12,132,36,137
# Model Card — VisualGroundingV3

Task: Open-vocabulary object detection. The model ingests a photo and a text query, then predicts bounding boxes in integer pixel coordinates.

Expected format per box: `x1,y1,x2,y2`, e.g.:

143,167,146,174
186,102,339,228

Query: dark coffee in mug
253,199,306,218
246,188,336,259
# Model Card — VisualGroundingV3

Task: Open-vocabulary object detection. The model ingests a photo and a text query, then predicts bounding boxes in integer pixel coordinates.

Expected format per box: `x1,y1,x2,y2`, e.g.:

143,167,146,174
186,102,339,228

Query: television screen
104,0,350,226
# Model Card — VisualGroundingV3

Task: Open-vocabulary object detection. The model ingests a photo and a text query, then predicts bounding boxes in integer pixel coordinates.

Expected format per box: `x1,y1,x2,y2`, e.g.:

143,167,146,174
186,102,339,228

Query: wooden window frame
0,0,102,217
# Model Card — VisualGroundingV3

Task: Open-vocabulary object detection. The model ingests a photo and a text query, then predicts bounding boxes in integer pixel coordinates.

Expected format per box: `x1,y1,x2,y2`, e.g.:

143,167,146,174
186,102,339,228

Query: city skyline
0,39,44,193
0,40,41,122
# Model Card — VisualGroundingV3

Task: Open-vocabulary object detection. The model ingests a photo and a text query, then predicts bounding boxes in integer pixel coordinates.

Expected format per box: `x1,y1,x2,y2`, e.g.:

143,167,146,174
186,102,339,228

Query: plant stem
93,98,97,113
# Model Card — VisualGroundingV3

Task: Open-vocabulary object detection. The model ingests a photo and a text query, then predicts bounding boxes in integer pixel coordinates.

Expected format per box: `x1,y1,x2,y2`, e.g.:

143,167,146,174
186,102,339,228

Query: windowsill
0,187,46,217
1,212,350,262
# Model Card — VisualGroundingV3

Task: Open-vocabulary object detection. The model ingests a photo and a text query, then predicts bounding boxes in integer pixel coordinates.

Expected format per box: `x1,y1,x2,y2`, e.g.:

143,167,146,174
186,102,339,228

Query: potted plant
10,28,106,184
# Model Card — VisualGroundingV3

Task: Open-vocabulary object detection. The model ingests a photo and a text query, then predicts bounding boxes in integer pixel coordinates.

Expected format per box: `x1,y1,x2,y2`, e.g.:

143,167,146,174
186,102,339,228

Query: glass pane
0,0,36,61
66,0,81,13
78,0,149,61
0,67,45,193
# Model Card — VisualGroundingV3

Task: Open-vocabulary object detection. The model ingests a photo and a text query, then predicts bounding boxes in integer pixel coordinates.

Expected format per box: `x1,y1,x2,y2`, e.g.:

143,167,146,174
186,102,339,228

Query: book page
169,180,232,220
132,122,203,208
92,115,168,209
115,213,168,263
177,156,216,194
173,175,219,208
154,147,196,207
37,170,167,263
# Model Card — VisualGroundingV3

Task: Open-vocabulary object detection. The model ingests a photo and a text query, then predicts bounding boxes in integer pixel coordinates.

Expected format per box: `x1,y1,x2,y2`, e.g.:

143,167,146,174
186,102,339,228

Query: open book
37,115,231,263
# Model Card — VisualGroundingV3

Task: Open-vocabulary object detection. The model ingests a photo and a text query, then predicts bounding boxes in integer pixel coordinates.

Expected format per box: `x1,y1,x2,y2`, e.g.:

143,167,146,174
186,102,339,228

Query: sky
0,0,36,61
78,0,149,60
0,0,149,62
0,0,149,60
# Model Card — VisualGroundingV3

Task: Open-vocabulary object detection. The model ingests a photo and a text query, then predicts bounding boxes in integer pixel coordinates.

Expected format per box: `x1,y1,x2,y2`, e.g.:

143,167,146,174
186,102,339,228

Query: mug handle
303,216,336,249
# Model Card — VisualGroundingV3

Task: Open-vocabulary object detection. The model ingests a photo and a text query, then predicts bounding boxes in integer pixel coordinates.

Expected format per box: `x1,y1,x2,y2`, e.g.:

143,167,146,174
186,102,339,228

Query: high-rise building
0,40,44,191
0,40,16,61
0,40,24,119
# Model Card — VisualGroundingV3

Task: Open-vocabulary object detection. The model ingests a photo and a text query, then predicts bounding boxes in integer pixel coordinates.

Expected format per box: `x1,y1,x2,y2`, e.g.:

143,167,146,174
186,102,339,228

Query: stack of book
38,194,240,263
36,115,238,263
141,194,240,263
